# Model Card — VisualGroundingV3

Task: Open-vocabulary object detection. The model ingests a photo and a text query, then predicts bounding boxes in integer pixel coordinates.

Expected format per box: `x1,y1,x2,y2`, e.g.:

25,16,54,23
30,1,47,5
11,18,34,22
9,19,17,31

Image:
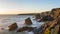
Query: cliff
35,8,60,34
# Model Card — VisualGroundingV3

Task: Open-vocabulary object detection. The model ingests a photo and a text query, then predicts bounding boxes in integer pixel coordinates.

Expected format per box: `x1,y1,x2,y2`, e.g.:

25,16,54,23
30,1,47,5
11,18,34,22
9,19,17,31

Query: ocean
0,15,44,34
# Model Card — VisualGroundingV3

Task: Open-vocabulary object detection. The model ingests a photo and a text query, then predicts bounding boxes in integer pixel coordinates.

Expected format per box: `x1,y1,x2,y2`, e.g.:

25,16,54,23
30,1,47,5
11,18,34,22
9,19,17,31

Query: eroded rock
8,23,18,31
51,8,60,19
25,17,32,25
17,26,36,32
17,27,28,32
38,15,54,22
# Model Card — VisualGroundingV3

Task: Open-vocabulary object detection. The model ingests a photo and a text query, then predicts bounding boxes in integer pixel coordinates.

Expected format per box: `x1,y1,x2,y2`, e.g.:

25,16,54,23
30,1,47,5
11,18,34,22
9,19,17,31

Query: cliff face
35,8,60,22
51,8,60,19
37,8,60,34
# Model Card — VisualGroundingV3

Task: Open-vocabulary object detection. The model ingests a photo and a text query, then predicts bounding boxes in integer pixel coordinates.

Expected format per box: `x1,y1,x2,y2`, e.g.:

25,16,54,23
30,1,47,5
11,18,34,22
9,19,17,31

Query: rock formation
17,26,28,32
35,14,41,20
33,8,60,34
8,23,18,31
51,8,60,19
17,26,36,32
7,8,60,34
24,17,32,25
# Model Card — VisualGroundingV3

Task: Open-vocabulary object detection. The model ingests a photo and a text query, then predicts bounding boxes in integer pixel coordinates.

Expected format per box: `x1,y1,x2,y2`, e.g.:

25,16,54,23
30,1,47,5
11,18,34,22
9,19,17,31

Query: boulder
25,17,32,25
8,23,18,31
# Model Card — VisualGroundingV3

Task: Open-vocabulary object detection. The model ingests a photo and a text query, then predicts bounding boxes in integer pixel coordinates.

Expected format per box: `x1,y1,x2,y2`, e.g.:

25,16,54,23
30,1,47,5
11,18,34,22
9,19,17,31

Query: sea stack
25,17,32,25
8,23,18,31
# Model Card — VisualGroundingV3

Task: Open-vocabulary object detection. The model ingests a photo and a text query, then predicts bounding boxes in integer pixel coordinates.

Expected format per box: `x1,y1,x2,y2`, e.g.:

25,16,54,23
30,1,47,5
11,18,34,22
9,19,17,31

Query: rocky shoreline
8,8,60,34
34,8,60,34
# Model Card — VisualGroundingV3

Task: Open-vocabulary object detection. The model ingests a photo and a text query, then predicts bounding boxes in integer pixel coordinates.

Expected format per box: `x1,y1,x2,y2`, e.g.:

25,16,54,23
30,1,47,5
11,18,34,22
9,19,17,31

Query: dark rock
17,27,28,32
27,27,36,32
58,28,60,34
35,14,41,20
8,23,18,31
38,15,54,22
25,17,32,25
17,26,36,32
57,18,60,25
45,15,54,21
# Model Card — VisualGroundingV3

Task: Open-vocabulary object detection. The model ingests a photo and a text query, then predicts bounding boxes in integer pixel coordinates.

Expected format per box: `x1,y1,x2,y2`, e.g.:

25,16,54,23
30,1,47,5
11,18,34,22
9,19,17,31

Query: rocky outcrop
17,27,28,32
32,8,60,34
51,8,60,19
17,26,36,32
34,11,54,22
36,18,60,34
24,17,32,25
37,15,54,22
7,8,60,34
8,23,18,31
35,14,41,20
35,8,60,22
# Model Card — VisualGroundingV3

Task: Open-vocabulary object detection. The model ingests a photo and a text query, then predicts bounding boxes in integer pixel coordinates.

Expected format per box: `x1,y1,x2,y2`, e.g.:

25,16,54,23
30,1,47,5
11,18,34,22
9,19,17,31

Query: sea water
0,15,44,34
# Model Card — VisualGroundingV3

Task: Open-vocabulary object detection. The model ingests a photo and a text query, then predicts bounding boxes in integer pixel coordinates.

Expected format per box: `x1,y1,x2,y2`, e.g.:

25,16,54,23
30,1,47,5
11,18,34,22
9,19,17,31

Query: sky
0,0,60,14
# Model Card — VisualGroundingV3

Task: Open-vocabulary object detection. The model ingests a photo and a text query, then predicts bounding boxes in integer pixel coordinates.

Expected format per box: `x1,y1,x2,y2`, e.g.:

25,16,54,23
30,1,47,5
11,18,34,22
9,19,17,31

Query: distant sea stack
8,23,18,31
24,17,32,25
